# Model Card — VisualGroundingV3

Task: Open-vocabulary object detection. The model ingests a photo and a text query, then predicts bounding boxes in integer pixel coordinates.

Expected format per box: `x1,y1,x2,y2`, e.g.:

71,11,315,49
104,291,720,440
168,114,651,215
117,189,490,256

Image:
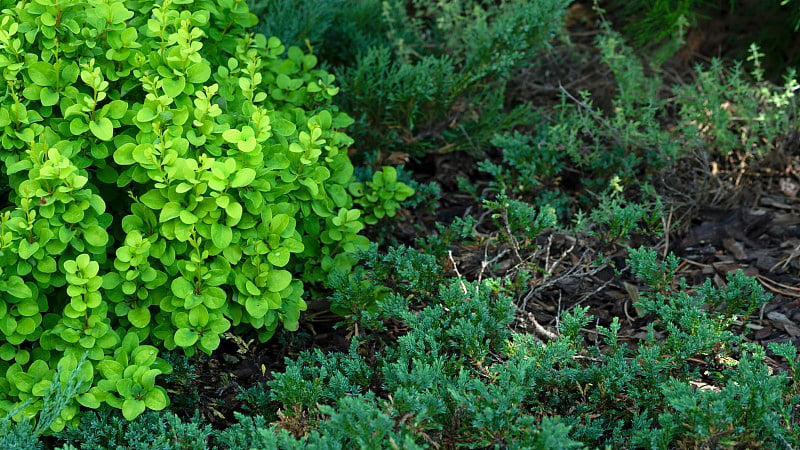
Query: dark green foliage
484,190,558,243
157,352,200,415
257,0,570,158
605,0,707,46
586,188,664,246
604,0,800,76
659,346,798,448
266,342,373,414
675,58,798,156
248,0,387,68
316,394,426,450
57,408,211,450
234,244,793,447
246,0,346,52
481,129,565,193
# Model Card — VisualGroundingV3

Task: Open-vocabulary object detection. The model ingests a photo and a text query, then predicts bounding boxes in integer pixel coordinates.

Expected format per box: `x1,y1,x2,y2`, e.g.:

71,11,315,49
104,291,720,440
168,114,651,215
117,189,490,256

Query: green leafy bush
0,0,410,428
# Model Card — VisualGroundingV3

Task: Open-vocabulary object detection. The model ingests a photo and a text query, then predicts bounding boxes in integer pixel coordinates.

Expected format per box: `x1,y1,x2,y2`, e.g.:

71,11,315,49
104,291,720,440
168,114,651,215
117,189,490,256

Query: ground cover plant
3,0,800,448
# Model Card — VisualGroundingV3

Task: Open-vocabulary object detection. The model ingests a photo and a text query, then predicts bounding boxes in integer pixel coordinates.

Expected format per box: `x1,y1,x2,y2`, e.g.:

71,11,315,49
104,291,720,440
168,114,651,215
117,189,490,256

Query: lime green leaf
186,63,211,84
283,316,300,331
89,117,114,141
179,210,198,224
174,328,198,347
327,184,348,207
209,317,230,334
171,278,194,299
159,202,182,222
77,392,101,409
105,100,128,119
267,248,290,267
128,306,151,328
40,87,59,106
105,273,124,292
11,372,35,392
28,61,56,87
40,11,57,26
145,387,169,410
224,201,242,226
98,359,124,380
31,379,49,396
18,240,40,259
122,398,146,420
203,288,227,309
70,117,89,136
0,343,15,361
83,225,109,247
245,296,269,318
238,137,257,152
269,214,290,235
62,204,85,223
222,128,241,143
199,333,220,352
210,222,232,248
15,317,37,336
283,238,304,253
136,107,157,123
132,345,158,367
266,270,292,292
61,62,80,84
316,110,332,129
6,276,32,298
116,378,134,397
272,118,296,136
162,77,185,98
6,159,32,175
16,299,38,316
135,372,155,396
185,293,203,310
188,306,209,327
17,128,34,142
229,168,256,188
114,143,136,165
245,280,260,296
139,190,167,209
0,316,17,335
266,292,281,309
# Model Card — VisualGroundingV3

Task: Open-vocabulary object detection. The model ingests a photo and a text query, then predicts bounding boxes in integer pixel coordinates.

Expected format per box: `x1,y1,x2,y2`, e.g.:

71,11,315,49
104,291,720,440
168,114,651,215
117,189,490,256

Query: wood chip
760,195,794,209
766,311,800,337
723,238,748,260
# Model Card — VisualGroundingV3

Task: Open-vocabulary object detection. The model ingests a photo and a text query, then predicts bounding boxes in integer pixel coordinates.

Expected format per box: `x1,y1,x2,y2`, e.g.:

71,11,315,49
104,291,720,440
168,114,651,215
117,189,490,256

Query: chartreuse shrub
0,0,410,429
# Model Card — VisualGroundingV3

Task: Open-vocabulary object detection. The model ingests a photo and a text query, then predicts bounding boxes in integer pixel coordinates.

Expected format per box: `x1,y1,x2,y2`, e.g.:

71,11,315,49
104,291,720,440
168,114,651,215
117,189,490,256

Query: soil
167,2,800,429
